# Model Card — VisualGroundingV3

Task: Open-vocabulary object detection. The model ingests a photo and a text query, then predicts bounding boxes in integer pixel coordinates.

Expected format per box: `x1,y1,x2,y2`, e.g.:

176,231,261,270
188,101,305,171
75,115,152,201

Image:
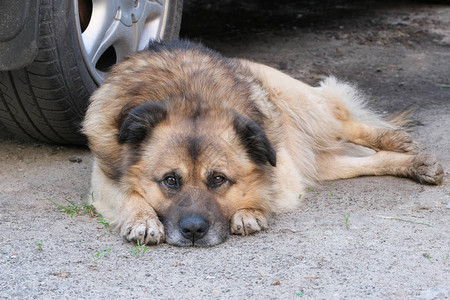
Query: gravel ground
1,1,449,299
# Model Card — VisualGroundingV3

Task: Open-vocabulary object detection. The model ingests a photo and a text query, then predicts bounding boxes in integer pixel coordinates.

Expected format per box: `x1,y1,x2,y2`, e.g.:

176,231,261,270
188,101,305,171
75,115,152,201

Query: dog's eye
213,176,225,184
164,176,179,189
210,175,227,187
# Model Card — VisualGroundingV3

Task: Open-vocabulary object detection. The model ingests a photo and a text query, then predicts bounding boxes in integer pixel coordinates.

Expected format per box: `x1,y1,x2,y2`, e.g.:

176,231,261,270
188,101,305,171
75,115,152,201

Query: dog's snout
179,215,209,242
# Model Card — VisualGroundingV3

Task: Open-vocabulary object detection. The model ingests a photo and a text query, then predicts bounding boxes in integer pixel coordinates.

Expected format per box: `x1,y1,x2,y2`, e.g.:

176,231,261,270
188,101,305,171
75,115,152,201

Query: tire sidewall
162,0,183,41
52,0,98,116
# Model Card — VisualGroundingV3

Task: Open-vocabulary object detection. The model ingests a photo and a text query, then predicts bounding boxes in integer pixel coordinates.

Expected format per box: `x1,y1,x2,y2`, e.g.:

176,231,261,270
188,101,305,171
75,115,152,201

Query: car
0,0,183,144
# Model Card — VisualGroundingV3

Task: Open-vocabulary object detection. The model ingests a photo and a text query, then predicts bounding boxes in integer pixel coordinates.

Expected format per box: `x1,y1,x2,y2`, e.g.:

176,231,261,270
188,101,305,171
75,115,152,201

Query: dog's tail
384,107,420,130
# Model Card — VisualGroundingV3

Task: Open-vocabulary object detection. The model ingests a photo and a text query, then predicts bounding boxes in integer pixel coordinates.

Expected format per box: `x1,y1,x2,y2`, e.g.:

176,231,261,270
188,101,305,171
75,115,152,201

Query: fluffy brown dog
83,40,444,247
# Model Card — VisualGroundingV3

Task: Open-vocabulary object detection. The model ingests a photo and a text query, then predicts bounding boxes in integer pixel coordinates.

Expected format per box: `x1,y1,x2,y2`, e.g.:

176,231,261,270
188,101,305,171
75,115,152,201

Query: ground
1,0,449,299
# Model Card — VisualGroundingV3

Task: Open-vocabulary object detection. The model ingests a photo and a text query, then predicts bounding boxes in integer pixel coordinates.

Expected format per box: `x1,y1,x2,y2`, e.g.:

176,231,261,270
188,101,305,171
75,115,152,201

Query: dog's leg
340,119,418,153
230,209,268,236
311,78,444,184
90,161,165,245
240,60,443,185
118,192,165,245
326,101,444,184
242,60,418,154
317,151,444,185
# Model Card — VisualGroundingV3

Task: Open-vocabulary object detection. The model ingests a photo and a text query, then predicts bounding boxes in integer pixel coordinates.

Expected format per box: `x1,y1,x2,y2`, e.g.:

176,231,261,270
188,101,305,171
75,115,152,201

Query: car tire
0,0,183,144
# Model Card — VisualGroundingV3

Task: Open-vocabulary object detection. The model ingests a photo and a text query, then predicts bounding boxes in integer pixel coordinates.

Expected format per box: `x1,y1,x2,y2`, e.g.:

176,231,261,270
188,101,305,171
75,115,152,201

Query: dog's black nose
179,215,209,242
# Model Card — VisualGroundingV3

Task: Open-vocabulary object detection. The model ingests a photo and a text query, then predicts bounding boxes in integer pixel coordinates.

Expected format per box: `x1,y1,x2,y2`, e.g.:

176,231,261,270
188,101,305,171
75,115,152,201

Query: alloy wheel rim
74,0,169,84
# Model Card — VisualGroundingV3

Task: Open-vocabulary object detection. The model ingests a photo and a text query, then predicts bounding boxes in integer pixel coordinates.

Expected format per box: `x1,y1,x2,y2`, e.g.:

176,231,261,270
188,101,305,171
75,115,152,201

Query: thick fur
83,40,444,247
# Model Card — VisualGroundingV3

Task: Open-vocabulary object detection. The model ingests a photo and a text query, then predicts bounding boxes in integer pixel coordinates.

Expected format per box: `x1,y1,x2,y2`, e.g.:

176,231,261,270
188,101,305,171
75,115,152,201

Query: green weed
36,240,43,250
342,212,351,229
49,198,95,218
97,214,110,230
377,215,431,227
131,240,149,256
49,195,114,234
92,247,112,262
422,253,449,264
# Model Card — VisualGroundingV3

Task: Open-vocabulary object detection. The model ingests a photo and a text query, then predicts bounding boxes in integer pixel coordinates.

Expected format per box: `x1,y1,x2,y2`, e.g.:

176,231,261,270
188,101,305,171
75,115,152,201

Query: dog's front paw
410,153,444,185
120,211,165,245
230,209,268,236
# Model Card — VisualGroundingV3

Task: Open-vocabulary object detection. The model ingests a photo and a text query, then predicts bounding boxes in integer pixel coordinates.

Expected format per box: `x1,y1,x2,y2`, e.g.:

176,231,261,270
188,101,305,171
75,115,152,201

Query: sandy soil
1,1,449,299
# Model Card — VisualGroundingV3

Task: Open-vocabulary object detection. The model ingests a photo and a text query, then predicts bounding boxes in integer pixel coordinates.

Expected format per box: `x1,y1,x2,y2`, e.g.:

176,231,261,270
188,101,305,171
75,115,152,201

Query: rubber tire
0,0,183,145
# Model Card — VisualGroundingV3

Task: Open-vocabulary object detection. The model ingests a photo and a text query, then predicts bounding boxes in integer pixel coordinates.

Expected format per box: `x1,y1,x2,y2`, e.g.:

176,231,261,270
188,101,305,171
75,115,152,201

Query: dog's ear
118,102,167,145
233,115,276,167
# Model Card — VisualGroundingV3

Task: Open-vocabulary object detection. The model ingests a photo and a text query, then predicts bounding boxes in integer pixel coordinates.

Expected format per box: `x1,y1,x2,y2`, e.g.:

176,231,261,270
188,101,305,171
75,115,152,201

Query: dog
82,40,444,247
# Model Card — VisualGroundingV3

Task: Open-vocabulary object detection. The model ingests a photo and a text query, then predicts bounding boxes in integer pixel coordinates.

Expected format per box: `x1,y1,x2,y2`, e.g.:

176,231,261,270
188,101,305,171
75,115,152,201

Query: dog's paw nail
121,213,165,245
126,227,132,235
230,209,268,236
411,154,444,185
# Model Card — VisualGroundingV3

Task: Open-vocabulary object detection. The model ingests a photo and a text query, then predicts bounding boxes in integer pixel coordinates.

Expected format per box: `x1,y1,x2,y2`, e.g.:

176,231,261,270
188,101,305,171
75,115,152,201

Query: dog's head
117,99,276,246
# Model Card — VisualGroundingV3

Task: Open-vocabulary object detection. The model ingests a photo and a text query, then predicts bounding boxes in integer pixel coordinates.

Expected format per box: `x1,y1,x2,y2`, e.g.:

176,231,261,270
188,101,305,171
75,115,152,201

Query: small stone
173,261,183,267
69,157,82,163
52,271,71,279
280,228,298,233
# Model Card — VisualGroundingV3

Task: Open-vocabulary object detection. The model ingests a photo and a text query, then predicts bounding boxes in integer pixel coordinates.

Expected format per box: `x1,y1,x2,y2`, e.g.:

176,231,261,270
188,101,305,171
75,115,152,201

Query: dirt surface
1,1,449,299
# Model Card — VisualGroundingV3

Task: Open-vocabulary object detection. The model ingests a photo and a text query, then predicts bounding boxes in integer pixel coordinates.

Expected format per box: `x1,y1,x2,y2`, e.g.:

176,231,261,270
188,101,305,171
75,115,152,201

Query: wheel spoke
77,0,170,83
134,0,165,50
111,24,135,62
81,0,119,65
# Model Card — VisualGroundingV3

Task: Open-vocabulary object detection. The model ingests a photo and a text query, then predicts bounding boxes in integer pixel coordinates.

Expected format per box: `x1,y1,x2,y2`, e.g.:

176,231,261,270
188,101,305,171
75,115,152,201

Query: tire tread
0,1,86,144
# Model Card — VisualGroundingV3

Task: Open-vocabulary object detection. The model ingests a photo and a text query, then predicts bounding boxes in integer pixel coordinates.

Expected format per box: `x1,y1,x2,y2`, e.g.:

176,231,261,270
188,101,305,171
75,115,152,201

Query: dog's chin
163,221,230,247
